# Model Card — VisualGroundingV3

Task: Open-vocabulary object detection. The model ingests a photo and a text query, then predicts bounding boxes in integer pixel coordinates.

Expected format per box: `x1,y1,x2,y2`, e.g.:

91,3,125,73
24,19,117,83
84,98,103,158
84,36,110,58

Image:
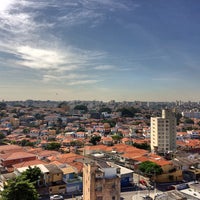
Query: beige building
151,109,176,154
10,117,20,127
83,161,120,200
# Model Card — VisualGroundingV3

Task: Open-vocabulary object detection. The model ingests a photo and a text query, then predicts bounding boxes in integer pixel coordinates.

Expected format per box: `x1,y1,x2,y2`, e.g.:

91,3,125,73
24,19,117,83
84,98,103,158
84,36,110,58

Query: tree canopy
99,107,112,114
57,101,68,108
111,134,123,142
138,161,163,177
117,107,140,118
45,142,61,151
1,178,39,200
184,118,194,124
0,102,7,110
74,105,88,112
101,119,116,127
21,166,42,185
34,113,45,120
89,135,101,145
0,133,5,140
175,112,182,125
133,142,150,151
1,167,41,200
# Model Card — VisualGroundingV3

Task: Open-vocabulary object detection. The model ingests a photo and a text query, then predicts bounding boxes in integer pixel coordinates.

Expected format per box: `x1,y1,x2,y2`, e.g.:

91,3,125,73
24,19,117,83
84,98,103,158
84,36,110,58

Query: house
109,163,134,187
121,137,132,145
0,151,36,172
45,164,66,194
47,153,84,174
15,164,49,186
30,128,40,138
0,145,23,154
101,136,113,146
62,138,72,146
53,161,82,193
134,154,183,183
36,150,60,161
75,131,85,138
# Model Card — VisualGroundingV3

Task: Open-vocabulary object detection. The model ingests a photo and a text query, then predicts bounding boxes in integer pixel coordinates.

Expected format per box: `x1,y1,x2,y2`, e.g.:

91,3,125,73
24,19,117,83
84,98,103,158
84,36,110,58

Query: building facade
83,161,120,200
151,109,177,154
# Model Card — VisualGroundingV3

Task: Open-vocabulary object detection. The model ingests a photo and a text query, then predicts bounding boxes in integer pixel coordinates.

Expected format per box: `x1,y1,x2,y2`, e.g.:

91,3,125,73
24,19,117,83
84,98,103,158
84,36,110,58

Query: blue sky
0,0,200,102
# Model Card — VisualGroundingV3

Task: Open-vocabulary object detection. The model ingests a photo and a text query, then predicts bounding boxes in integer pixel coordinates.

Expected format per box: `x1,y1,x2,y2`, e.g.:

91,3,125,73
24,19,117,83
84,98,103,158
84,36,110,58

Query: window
112,197,116,200
95,186,102,191
96,197,103,200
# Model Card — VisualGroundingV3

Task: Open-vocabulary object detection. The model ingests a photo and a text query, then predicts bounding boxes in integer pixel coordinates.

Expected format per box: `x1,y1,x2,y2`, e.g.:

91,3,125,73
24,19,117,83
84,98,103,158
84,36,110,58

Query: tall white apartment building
151,109,177,154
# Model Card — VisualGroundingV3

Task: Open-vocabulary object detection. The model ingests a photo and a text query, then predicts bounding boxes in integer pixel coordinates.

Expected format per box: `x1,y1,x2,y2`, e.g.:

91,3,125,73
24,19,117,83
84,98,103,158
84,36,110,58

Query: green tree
70,140,83,147
58,101,68,108
89,135,101,145
0,111,7,117
101,119,116,127
0,102,7,110
175,113,182,125
74,105,88,112
76,126,85,132
21,166,42,186
117,107,140,118
133,142,150,151
111,134,123,143
20,139,35,147
23,128,30,134
120,108,133,117
99,107,112,114
184,118,194,124
139,161,163,177
0,132,5,140
57,117,63,126
34,113,45,120
45,142,61,151
1,178,39,200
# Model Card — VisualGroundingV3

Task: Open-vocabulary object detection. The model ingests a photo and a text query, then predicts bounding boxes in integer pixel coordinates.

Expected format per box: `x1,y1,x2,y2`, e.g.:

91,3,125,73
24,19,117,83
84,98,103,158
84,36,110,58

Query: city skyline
0,0,200,102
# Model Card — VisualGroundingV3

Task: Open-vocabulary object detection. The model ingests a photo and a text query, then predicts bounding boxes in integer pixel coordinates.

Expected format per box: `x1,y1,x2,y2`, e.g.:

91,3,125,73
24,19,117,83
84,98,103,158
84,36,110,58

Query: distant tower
151,109,177,154
83,161,121,200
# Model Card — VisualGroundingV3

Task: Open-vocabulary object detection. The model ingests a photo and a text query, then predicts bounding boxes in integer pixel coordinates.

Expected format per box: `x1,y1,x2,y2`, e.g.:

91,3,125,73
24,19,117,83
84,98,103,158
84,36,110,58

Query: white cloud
94,65,116,70
0,0,127,89
82,0,131,10
56,0,136,27
0,0,15,12
42,73,90,83
68,79,101,86
16,46,66,69
14,45,105,71
42,75,58,82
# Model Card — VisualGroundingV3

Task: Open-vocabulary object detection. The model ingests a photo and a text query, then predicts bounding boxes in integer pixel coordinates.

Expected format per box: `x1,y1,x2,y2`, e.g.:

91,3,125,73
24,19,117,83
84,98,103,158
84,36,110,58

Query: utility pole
153,170,156,198
137,171,140,199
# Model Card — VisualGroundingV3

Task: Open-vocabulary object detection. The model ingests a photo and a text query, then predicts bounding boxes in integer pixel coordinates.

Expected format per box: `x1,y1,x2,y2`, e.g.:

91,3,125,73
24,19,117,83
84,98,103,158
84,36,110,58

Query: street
45,189,159,200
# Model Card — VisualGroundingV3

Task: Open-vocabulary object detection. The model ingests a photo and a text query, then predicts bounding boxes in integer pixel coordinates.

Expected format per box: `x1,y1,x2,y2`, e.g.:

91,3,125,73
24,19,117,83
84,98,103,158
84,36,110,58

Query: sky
0,0,200,102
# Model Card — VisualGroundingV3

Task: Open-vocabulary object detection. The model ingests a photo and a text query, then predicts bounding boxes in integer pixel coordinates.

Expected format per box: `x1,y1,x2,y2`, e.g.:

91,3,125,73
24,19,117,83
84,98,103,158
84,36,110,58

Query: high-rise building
151,109,177,154
83,161,121,200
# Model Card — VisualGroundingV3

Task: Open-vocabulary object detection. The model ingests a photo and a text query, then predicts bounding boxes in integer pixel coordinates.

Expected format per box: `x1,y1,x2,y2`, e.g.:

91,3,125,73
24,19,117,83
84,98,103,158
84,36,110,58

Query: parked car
142,195,153,200
50,195,64,200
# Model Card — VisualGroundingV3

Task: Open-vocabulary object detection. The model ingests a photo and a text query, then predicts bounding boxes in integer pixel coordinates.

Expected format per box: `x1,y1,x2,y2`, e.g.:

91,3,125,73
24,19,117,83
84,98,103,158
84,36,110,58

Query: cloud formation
1,0,199,101
0,0,132,87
